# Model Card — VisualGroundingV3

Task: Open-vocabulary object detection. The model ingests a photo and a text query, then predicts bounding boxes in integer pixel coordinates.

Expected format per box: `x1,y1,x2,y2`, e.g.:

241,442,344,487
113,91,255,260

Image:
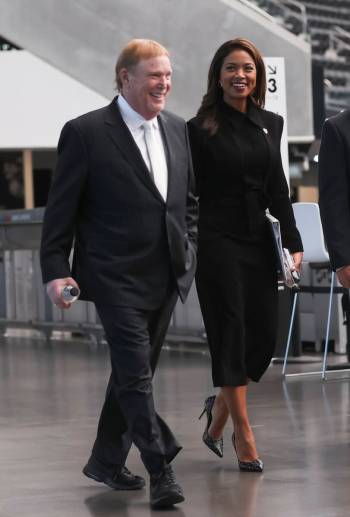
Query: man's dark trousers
91,286,180,475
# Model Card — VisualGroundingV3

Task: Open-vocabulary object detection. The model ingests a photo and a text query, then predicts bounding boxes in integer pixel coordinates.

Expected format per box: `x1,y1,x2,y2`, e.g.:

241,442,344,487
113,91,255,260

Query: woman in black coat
188,38,303,472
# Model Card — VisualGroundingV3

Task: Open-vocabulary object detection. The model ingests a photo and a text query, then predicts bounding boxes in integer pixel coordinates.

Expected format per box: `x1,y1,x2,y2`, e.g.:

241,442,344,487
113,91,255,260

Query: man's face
121,55,172,119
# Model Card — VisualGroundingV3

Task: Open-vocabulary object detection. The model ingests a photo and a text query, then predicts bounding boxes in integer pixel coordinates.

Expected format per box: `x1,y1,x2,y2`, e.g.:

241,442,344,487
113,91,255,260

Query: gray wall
0,0,313,140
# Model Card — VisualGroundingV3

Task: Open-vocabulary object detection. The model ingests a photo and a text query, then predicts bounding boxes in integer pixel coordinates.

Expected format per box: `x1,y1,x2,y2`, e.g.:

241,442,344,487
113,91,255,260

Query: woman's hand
336,265,350,288
291,251,303,273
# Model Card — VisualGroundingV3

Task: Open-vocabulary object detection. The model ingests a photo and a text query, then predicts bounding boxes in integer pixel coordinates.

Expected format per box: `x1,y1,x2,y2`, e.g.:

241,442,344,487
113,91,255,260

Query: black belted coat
188,100,302,387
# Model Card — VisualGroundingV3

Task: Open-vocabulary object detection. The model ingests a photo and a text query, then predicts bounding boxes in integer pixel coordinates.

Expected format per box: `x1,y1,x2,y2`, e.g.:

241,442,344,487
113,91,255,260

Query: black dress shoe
150,465,185,508
199,395,223,458
83,457,145,490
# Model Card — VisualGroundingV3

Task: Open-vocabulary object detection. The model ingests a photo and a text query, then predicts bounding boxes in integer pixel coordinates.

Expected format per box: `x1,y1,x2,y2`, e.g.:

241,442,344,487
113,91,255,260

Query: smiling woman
187,37,303,474
220,49,257,111
196,38,267,135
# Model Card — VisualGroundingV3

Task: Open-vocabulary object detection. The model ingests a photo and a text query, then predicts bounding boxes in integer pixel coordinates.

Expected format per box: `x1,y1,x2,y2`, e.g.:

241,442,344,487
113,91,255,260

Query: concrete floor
1,336,350,517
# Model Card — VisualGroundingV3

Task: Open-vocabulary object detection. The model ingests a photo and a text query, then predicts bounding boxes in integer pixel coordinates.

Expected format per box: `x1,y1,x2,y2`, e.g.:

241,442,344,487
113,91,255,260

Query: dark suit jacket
188,102,302,252
40,97,198,308
319,109,350,270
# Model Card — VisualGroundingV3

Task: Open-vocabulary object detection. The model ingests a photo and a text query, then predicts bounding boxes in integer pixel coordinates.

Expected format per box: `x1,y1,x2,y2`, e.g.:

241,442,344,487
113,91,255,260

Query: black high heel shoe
232,433,263,472
198,396,223,458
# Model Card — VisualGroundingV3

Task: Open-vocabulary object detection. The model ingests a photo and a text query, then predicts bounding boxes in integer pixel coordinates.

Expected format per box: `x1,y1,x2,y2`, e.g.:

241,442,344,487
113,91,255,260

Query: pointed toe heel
232,433,263,473
199,396,223,458
237,457,264,473
202,431,224,458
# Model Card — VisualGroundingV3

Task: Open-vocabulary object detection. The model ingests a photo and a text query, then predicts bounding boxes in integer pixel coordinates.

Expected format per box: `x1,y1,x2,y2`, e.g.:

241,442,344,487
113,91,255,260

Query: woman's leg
221,385,259,462
208,390,229,439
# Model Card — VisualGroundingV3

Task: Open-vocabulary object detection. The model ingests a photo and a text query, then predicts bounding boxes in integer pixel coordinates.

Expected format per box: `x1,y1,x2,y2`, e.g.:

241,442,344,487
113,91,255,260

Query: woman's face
219,49,257,107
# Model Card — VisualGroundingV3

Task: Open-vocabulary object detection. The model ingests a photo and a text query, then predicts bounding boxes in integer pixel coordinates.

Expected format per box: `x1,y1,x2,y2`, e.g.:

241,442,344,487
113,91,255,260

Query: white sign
264,57,289,184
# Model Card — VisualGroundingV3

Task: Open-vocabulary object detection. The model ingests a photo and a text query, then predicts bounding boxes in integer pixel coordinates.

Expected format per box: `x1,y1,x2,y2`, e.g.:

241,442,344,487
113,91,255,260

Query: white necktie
142,121,167,200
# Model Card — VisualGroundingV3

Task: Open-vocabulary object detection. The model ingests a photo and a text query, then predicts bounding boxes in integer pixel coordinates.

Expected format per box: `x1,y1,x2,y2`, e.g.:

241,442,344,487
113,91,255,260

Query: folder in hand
266,211,300,289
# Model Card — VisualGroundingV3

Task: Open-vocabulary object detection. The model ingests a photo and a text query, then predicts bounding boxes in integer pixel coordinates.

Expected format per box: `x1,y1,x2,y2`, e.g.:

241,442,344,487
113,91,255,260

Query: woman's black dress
188,100,303,387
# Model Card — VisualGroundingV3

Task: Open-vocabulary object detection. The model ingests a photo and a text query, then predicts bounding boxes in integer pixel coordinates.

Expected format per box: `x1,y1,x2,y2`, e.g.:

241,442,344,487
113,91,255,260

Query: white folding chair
282,202,337,380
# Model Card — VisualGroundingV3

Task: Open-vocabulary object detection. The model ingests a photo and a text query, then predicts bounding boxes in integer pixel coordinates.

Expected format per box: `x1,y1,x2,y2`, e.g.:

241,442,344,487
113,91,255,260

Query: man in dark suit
319,109,350,287
40,39,198,508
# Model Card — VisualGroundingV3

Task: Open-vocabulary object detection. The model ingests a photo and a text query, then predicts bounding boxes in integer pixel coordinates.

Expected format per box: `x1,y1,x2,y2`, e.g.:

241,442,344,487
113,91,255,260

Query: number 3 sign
264,57,289,184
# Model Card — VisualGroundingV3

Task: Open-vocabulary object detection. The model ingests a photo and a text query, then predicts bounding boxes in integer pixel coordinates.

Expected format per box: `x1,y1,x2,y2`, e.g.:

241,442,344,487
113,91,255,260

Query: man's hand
46,277,80,310
291,251,303,273
336,265,350,288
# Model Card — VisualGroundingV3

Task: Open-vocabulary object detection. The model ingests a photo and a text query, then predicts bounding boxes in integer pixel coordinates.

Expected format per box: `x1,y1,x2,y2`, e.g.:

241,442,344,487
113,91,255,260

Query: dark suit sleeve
319,118,350,270
187,119,203,192
185,123,199,252
40,121,88,283
267,116,303,253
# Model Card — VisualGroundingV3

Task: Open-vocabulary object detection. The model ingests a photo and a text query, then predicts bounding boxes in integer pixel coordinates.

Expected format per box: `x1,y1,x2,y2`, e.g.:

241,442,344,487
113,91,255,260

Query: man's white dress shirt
117,95,168,201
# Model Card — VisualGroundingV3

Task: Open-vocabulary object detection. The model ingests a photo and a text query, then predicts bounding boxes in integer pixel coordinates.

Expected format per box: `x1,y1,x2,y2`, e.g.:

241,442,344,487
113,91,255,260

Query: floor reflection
2,338,350,516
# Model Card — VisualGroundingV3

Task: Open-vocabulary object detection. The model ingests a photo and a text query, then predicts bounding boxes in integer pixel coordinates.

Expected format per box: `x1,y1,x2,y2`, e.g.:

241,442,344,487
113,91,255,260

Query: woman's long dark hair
197,38,267,135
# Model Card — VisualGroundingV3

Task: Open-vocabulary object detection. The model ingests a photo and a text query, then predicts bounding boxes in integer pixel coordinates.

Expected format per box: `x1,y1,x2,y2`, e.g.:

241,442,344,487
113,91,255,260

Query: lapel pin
263,128,268,134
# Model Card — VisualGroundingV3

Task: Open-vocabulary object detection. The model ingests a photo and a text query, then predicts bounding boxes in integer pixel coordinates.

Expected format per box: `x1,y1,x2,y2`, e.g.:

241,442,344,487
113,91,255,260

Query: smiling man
40,39,198,508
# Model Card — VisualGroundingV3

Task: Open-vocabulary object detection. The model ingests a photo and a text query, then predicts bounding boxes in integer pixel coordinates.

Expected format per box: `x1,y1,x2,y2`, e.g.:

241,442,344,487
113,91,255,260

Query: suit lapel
104,99,164,203
158,112,174,204
247,104,276,188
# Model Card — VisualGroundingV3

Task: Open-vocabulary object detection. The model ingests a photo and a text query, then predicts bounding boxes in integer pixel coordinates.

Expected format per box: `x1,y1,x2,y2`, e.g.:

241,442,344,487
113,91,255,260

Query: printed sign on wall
264,57,289,184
